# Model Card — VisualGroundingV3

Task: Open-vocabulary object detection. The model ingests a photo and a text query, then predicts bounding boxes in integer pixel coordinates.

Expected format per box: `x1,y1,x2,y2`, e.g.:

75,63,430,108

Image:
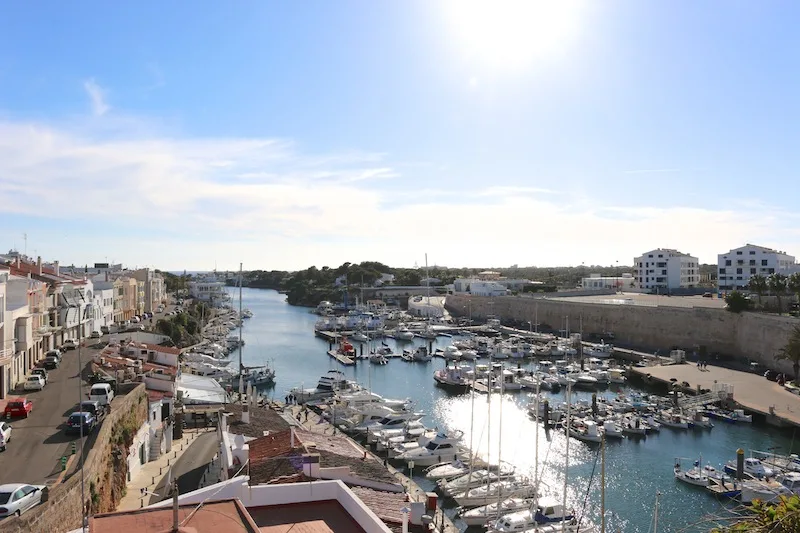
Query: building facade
581,273,636,290
131,269,165,313
634,248,699,291
717,244,799,291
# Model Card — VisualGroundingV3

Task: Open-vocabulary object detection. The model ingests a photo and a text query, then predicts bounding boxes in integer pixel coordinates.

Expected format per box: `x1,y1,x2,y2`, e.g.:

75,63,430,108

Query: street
0,343,98,485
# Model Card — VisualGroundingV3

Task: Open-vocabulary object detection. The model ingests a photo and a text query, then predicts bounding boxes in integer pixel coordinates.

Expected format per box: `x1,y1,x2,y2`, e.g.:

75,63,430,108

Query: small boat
602,420,624,439
674,459,711,487
567,420,603,443
458,497,535,528
395,430,465,466
433,364,471,393
443,345,463,360
740,479,793,503
369,353,388,365
724,457,774,479
351,330,369,343
488,497,576,532
452,479,536,507
607,368,626,384
394,324,415,341
440,468,516,496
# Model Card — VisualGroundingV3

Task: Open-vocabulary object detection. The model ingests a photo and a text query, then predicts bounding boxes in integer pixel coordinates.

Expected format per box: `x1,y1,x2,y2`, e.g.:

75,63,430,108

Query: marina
234,287,800,533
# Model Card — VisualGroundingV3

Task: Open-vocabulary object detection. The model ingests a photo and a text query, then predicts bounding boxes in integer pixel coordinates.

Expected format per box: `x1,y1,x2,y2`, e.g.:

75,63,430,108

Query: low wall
0,383,148,533
446,295,799,374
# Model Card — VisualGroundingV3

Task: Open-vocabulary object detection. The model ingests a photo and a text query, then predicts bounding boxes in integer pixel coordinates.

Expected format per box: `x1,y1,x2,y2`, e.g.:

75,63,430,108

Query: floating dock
327,350,355,365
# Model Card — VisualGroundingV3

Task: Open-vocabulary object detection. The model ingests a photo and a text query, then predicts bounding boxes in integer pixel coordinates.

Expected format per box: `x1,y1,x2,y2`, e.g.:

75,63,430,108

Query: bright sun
442,0,584,72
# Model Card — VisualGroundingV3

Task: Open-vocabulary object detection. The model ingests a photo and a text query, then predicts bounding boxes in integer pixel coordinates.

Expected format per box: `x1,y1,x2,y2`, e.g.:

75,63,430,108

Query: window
749,260,755,265
648,254,653,258
658,254,663,258
749,251,756,255
661,270,667,275
736,251,742,255
762,259,768,266
720,268,726,274
769,268,775,274
736,268,742,274
750,268,757,274
726,260,731,266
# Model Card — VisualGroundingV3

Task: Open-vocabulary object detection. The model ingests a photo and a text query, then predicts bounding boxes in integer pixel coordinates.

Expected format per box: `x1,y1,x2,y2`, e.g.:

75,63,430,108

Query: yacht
433,364,471,393
395,430,465,466
351,330,369,343
443,345,463,360
488,498,575,532
567,419,603,443
352,411,425,435
394,324,415,341
724,457,774,479
425,460,470,481
440,469,517,497
584,342,613,358
452,479,536,508
182,361,236,381
183,352,232,366
602,419,624,439
458,497,535,528
607,368,626,384
740,479,793,503
289,370,361,403
369,353,388,365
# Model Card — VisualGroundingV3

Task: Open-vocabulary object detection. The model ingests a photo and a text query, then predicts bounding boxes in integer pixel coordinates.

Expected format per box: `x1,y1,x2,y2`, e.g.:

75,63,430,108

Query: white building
717,243,799,291
452,278,508,297
634,248,699,291
188,279,227,304
90,274,115,332
581,273,636,290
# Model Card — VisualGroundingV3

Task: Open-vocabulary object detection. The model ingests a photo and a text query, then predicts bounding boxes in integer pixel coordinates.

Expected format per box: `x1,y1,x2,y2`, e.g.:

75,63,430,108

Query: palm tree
748,274,768,308
768,273,788,314
788,272,800,312
775,325,800,385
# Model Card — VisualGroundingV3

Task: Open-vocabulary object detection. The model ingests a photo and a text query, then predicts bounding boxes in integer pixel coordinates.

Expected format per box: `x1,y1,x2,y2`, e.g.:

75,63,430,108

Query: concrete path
117,427,215,511
632,362,800,425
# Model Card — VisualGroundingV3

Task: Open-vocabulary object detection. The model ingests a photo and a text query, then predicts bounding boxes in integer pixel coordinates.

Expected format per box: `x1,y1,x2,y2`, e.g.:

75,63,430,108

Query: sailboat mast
562,380,571,533
601,434,606,533
495,363,505,510
425,253,430,306
239,262,243,400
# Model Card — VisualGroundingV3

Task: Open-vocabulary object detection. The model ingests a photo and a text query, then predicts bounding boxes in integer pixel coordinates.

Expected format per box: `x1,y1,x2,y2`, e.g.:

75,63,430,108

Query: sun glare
442,0,584,72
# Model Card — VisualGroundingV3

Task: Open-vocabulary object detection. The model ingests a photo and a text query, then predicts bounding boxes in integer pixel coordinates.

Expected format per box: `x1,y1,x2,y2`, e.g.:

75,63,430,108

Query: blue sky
1,1,799,271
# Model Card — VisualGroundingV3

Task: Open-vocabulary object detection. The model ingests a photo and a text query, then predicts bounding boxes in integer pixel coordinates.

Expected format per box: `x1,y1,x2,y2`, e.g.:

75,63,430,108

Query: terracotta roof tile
143,343,182,355
225,404,291,438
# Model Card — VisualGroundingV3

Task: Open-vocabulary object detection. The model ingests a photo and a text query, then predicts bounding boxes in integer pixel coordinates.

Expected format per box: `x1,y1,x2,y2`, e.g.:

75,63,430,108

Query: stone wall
0,383,148,533
446,295,799,374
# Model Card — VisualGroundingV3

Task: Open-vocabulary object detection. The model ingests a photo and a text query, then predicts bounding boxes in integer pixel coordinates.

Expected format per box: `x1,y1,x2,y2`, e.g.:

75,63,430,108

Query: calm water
233,288,799,532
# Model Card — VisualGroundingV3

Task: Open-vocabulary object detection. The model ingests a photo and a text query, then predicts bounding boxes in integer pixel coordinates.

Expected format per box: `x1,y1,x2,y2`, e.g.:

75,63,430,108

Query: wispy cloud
622,168,681,175
83,78,110,116
0,110,797,270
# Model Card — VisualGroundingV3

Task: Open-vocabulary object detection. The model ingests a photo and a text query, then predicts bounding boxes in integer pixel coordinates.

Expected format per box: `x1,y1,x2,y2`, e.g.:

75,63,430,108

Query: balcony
0,347,13,366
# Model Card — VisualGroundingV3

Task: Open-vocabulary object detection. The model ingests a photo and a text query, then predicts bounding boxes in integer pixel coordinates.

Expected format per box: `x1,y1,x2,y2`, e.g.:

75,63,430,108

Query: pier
629,362,800,427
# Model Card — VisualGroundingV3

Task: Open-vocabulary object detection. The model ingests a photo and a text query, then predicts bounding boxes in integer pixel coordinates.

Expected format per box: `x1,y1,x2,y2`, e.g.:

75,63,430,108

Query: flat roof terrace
546,292,728,309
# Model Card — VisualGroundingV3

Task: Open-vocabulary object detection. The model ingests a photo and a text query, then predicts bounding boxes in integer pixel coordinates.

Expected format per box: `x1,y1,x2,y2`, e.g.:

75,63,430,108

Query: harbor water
233,287,799,532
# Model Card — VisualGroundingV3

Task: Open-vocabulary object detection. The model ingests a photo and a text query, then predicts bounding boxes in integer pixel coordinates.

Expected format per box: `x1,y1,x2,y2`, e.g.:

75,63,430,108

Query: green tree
775,325,800,385
768,273,788,314
725,291,752,313
748,274,768,308
788,272,800,312
712,494,800,532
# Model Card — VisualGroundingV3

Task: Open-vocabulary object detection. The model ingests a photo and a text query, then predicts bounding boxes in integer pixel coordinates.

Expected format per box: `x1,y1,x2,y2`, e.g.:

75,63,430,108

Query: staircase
149,428,163,461
677,391,719,410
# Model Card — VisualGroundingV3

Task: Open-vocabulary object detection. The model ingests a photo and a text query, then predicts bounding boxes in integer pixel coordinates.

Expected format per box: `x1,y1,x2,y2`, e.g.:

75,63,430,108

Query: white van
88,383,114,406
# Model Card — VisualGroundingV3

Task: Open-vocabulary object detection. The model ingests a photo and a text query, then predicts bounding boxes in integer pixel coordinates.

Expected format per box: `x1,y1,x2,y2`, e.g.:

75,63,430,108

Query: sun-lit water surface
232,288,799,532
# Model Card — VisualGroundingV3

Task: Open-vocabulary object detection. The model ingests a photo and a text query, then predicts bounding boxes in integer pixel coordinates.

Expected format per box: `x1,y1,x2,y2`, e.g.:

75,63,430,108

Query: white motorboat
779,471,800,495
367,420,427,444
724,457,774,479
567,420,603,443
458,497,535,528
369,353,388,365
289,370,362,403
183,352,232,366
442,345,463,360
402,346,432,362
351,330,369,343
452,479,536,508
584,342,613,358
620,416,647,437
353,411,425,434
182,361,236,381
395,430,465,466
690,410,714,429
740,479,793,503
602,420,624,439
674,459,711,487
607,368,626,384
394,324,415,341
488,497,576,532
425,460,470,481
461,349,478,360
656,411,693,429
433,364,471,393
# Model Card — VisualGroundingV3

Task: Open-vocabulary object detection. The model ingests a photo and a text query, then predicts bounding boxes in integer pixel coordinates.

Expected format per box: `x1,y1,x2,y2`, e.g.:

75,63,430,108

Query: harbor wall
445,295,799,374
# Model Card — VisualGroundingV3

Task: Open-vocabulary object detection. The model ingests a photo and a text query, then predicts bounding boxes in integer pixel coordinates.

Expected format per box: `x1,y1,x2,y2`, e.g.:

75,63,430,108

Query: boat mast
495,363,505,512
652,491,661,533
601,434,606,533
239,262,243,400
562,380,572,533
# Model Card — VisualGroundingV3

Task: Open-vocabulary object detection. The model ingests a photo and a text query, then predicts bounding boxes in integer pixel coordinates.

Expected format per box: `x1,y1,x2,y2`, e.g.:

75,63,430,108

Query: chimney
172,479,180,532
37,256,42,275
302,453,320,478
401,507,409,533
53,261,59,276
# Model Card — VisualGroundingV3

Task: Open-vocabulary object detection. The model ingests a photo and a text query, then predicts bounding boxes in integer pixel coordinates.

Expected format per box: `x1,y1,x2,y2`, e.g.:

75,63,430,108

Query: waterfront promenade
630,362,800,427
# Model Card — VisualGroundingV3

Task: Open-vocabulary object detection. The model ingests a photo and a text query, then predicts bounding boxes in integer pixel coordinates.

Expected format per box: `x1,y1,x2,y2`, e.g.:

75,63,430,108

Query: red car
3,398,32,419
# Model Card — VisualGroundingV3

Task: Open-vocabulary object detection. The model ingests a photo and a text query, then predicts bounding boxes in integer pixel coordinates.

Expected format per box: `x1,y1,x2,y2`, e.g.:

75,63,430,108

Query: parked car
45,349,61,361
100,325,110,335
62,339,78,350
23,376,44,391
42,356,59,370
65,412,96,435
89,374,117,393
31,368,48,384
0,422,12,451
3,399,32,419
88,383,114,406
0,484,46,517
79,400,105,422
90,330,101,339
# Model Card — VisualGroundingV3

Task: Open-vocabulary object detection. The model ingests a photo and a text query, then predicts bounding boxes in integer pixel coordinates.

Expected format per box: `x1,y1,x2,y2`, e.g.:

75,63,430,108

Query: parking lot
0,343,101,486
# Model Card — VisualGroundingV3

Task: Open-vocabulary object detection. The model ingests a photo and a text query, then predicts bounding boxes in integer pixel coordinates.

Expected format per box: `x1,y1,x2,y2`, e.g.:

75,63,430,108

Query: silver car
0,484,45,517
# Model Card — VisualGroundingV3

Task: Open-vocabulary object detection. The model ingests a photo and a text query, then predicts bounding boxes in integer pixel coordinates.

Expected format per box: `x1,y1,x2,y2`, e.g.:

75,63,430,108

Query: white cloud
0,113,798,271
83,78,110,116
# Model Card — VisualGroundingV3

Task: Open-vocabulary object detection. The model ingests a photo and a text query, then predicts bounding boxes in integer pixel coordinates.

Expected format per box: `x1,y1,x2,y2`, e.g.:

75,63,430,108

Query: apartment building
717,243,799,291
634,248,699,291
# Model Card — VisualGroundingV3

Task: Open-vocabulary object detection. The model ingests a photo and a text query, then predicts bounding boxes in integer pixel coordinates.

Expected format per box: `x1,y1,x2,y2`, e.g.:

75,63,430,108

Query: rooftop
89,499,259,533
249,501,367,532
225,404,292,438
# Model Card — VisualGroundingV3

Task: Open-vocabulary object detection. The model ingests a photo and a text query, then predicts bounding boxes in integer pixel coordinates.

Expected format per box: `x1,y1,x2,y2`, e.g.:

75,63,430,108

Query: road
0,343,103,485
